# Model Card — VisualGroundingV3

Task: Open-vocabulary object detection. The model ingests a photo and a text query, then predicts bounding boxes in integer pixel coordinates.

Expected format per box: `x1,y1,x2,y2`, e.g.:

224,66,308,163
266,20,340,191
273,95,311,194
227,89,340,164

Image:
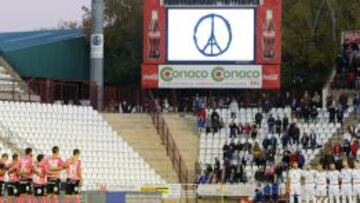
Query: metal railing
147,90,190,184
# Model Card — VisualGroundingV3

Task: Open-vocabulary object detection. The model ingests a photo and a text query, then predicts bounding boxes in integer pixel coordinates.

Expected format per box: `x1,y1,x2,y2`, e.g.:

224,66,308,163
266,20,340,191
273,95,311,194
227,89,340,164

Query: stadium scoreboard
142,0,282,89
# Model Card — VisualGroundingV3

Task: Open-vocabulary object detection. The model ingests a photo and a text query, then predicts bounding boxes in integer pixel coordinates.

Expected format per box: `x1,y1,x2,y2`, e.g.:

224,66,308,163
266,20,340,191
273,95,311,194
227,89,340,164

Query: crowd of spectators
332,40,360,89
196,91,360,186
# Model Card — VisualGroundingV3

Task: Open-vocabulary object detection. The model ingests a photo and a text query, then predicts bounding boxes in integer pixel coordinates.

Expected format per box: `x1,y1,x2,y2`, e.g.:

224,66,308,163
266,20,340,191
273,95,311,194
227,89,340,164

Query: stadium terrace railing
0,78,99,109
148,90,190,184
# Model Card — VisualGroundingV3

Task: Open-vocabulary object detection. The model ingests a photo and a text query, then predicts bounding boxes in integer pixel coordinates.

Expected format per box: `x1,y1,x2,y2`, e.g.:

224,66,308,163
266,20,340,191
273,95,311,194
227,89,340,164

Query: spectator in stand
333,141,343,159
250,125,258,140
283,115,289,130
262,135,271,150
289,123,300,145
356,129,360,139
213,158,221,182
270,134,278,151
310,130,318,150
265,147,276,164
268,114,276,133
252,143,263,167
350,140,358,160
310,106,319,123
275,116,282,134
193,94,201,115
312,92,321,107
275,164,284,183
282,148,291,169
229,120,239,138
354,93,360,119
197,104,206,129
298,152,305,169
284,92,293,108
198,170,211,184
302,105,311,123
290,151,299,167
255,112,263,128
242,123,251,138
210,109,221,134
336,106,344,124
229,99,239,119
343,139,351,157
301,133,310,149
281,132,290,149
255,166,266,184
329,103,336,123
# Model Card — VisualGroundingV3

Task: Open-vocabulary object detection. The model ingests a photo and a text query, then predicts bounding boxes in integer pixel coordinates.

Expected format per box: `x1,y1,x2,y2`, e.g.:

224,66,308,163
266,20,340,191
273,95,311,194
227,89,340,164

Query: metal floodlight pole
90,0,104,110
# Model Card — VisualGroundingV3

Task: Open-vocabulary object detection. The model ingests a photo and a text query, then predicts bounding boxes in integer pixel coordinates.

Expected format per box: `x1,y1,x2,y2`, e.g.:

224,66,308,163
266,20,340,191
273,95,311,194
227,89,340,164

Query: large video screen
167,8,255,62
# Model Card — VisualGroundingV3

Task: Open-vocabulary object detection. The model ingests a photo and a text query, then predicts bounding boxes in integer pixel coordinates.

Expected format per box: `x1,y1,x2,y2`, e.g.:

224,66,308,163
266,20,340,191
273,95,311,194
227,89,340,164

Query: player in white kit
352,162,360,201
327,163,340,203
289,162,302,203
340,160,354,203
302,164,316,203
315,164,328,203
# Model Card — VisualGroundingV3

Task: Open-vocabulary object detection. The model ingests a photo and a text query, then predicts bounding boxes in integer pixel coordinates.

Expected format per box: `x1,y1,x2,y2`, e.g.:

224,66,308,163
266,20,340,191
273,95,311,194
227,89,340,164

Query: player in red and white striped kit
64,149,83,203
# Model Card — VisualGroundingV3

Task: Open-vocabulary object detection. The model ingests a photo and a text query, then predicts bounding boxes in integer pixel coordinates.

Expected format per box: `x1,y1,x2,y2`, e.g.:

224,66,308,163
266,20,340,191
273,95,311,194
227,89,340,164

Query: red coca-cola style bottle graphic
148,10,161,60
263,9,276,60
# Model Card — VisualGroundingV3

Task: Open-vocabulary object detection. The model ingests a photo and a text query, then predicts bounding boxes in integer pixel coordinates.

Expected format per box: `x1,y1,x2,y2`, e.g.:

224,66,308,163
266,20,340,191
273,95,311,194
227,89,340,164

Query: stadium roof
0,29,84,52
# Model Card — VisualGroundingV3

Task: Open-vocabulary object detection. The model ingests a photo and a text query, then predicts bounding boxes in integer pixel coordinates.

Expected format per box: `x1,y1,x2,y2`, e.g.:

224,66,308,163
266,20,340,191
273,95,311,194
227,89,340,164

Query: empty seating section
198,107,353,183
0,101,165,190
0,66,23,94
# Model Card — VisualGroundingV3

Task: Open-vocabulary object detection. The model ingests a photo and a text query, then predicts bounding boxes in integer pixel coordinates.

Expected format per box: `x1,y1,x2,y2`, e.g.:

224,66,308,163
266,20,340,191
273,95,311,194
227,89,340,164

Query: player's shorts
328,185,340,196
353,184,360,195
0,181,4,196
65,179,80,195
304,183,315,197
341,183,352,196
33,185,46,197
46,178,61,195
290,184,302,196
19,179,32,195
315,184,327,196
7,182,20,197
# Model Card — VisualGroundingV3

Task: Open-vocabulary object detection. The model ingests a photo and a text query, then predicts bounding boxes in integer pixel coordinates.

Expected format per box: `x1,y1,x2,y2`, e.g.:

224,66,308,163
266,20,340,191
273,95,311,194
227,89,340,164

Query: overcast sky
0,0,91,32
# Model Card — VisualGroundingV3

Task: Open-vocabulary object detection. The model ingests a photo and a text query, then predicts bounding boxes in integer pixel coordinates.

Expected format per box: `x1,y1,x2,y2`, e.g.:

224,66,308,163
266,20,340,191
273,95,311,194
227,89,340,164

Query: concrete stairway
163,113,199,181
102,113,179,183
0,57,40,102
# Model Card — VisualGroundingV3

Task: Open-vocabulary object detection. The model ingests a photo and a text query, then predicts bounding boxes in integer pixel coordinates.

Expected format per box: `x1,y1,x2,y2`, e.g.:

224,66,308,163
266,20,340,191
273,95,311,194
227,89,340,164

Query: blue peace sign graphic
193,13,232,57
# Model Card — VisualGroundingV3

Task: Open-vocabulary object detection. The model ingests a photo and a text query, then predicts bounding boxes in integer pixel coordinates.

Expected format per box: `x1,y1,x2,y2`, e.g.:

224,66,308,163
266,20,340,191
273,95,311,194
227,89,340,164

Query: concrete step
163,113,199,181
102,113,179,183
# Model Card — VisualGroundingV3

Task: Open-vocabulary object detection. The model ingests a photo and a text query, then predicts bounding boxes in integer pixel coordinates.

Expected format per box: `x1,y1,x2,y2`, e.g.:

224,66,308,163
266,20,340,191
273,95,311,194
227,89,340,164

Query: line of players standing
0,146,82,203
289,161,360,203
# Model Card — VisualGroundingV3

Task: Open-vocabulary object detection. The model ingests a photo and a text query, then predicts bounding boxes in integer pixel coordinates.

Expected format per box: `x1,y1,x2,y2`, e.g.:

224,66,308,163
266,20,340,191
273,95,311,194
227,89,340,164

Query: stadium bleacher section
197,106,354,184
0,101,165,190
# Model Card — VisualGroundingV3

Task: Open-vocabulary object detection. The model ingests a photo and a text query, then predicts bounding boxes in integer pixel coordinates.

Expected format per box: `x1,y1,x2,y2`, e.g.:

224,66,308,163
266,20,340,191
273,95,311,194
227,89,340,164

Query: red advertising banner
141,64,158,88
256,0,282,65
262,65,281,89
143,0,166,64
